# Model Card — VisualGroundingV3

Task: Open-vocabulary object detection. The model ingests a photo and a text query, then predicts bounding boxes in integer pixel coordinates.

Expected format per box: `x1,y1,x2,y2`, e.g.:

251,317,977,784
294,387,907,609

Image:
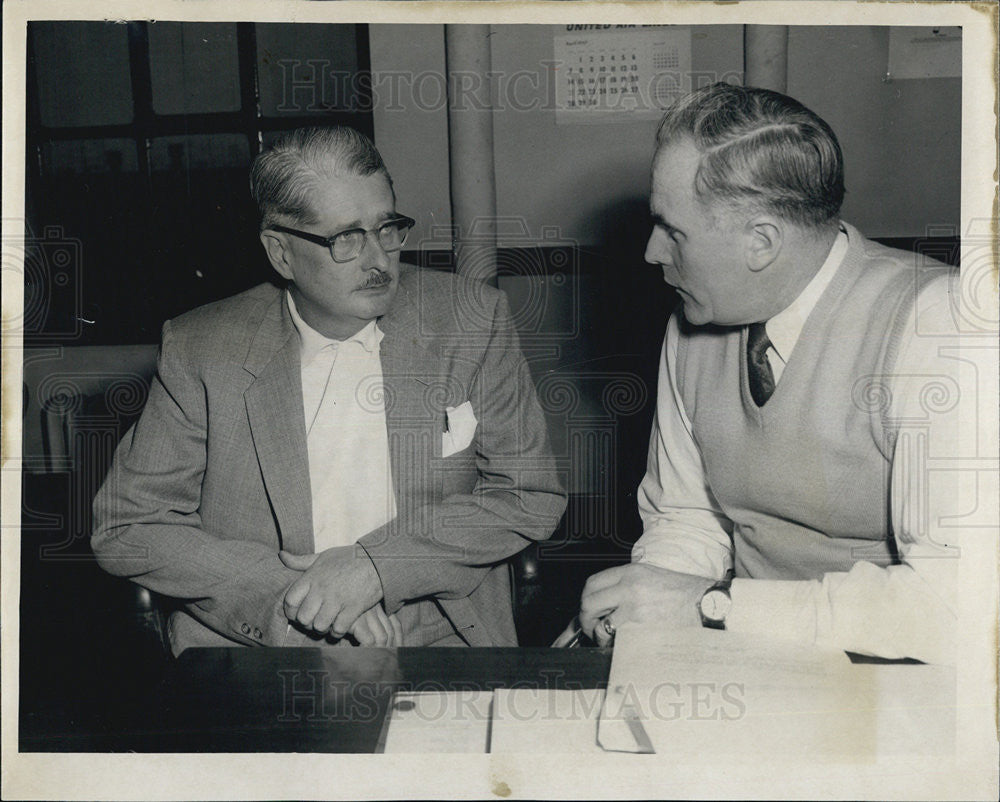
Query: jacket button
241,623,251,635
253,628,262,639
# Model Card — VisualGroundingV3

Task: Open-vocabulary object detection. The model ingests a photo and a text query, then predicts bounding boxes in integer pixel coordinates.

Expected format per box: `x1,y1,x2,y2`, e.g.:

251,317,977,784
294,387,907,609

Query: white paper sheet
380,691,493,753
489,688,608,753
599,624,954,760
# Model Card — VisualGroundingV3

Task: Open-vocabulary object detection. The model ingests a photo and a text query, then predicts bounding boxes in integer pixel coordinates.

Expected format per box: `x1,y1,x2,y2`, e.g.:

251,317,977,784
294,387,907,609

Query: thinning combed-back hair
250,126,393,231
656,83,845,228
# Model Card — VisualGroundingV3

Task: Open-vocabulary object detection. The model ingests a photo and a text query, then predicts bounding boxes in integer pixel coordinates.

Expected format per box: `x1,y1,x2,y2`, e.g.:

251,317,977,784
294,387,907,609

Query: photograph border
3,2,997,800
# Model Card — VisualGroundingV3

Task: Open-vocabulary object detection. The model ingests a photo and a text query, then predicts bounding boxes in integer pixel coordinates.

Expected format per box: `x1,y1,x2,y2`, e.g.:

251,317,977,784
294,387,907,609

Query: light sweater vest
675,225,953,580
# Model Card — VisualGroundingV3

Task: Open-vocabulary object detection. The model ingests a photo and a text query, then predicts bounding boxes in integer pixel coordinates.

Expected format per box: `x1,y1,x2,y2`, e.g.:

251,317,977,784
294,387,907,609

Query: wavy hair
656,83,845,228
250,126,394,231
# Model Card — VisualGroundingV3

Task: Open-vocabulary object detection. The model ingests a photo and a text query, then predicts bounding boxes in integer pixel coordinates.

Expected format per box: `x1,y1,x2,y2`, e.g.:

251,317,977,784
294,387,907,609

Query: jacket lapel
243,292,314,553
378,272,451,515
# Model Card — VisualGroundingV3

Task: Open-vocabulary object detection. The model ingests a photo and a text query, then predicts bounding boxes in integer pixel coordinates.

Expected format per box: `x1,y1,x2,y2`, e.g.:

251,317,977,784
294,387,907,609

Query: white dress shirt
287,292,396,553
633,227,965,664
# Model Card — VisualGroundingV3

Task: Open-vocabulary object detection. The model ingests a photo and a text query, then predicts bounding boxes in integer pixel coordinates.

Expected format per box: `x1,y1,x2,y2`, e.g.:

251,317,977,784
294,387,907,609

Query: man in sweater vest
562,83,964,665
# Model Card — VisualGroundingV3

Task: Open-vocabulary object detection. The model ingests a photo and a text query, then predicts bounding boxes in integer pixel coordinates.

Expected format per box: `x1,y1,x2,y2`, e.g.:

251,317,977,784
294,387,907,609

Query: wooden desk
153,647,613,753
22,645,950,754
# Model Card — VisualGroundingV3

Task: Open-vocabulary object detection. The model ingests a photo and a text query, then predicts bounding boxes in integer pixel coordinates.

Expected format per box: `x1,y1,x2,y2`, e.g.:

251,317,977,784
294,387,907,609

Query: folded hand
280,546,382,638
348,603,404,647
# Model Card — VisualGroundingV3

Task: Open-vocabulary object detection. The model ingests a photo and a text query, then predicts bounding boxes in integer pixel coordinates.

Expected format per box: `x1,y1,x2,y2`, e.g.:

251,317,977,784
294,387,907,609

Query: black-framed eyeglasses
271,215,416,263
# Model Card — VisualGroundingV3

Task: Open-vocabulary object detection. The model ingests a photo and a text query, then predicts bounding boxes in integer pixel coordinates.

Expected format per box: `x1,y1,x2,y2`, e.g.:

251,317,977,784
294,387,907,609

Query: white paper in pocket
442,401,477,457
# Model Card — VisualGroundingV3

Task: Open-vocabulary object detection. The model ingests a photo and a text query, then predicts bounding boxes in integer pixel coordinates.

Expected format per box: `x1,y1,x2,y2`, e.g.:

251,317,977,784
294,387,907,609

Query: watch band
698,570,734,630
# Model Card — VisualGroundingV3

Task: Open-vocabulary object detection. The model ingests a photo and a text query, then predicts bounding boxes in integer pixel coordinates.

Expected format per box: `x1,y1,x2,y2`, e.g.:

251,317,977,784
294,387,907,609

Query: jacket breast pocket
442,400,477,457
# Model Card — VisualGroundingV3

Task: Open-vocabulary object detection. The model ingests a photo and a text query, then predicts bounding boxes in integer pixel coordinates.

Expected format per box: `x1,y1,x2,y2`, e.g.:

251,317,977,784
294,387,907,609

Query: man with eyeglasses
93,127,565,652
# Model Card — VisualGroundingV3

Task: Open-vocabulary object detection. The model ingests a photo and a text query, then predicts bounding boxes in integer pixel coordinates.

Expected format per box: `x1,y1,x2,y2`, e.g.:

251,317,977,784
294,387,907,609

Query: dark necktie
746,322,776,407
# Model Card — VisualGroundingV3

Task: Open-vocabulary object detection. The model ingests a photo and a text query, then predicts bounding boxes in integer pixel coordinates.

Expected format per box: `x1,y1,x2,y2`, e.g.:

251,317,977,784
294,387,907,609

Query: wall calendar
553,26,692,124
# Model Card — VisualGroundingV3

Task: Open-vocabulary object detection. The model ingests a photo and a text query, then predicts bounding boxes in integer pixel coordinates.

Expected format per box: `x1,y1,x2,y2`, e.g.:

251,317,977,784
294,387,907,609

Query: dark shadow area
24,20,373,346
512,196,679,646
19,471,172,751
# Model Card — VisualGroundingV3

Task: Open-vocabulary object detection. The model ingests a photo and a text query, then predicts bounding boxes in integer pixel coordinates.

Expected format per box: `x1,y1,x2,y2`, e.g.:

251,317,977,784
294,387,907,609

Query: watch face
700,589,732,621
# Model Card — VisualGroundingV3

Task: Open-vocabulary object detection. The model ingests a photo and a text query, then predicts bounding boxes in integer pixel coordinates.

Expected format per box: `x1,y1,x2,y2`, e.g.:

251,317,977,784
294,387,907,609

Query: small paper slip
379,691,493,753
489,688,608,754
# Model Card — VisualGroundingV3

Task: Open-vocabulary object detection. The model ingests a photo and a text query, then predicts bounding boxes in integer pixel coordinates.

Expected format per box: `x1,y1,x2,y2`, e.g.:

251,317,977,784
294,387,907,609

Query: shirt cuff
356,541,396,612
726,578,820,646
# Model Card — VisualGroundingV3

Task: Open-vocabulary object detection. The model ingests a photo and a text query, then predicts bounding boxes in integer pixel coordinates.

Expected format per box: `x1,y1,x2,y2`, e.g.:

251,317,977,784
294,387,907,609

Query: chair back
29,345,173,654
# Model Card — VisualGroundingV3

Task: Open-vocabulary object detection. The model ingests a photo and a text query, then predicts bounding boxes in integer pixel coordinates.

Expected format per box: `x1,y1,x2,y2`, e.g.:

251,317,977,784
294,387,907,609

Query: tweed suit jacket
92,265,566,653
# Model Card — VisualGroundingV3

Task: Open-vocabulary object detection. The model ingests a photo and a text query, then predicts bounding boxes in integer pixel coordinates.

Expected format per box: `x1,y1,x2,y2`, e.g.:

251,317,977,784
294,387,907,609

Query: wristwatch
698,573,733,630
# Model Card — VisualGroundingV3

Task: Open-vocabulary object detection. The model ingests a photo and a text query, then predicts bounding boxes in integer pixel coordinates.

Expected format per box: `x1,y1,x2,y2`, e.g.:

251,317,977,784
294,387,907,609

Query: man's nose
362,231,392,270
644,229,666,265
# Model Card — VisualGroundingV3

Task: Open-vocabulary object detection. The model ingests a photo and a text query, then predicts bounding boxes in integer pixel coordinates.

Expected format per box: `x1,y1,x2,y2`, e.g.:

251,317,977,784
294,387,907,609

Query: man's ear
744,217,782,273
260,230,293,280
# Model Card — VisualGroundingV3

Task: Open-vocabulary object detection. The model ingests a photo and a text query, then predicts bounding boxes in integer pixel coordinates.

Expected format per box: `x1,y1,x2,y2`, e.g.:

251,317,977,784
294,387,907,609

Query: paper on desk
844,662,956,756
598,624,876,759
489,688,608,753
380,690,493,753
380,688,615,754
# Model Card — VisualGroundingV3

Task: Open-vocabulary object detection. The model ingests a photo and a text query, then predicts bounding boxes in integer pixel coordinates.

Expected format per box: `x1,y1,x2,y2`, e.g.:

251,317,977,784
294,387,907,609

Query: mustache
359,269,392,290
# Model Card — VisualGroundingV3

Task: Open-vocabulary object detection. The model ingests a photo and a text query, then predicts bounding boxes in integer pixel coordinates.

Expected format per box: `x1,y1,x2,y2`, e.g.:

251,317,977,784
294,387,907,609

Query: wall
369,24,452,249
788,26,961,238
371,24,961,243
372,24,745,248
367,23,963,501
489,24,744,247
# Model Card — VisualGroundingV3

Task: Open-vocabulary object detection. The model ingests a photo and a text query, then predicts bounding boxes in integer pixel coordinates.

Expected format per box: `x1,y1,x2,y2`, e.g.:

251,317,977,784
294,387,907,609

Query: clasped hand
569,563,713,646
280,546,400,645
